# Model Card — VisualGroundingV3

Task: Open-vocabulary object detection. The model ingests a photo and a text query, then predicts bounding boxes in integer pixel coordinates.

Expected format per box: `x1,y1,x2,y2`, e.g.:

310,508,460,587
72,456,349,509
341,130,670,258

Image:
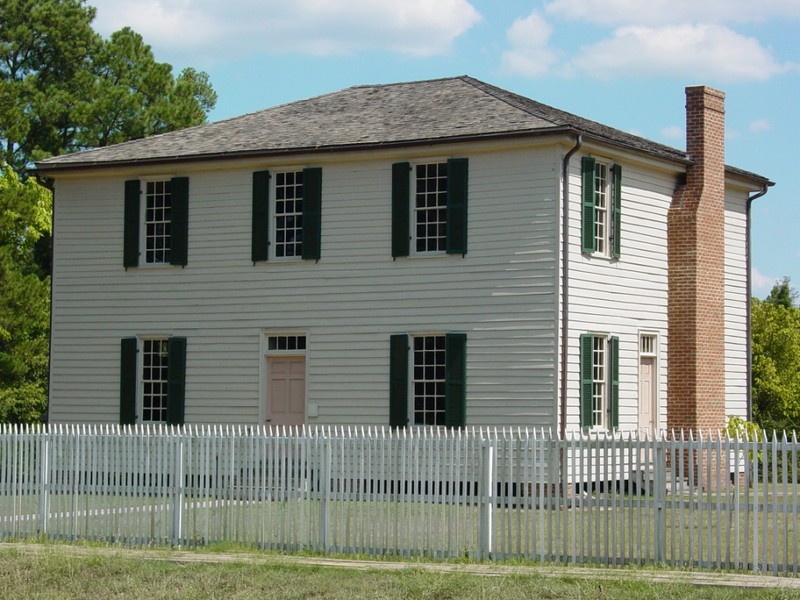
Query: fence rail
1,424,798,575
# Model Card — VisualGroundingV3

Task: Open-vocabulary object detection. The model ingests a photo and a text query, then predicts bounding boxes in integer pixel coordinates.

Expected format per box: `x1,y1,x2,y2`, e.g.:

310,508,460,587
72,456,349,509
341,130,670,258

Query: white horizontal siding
563,155,673,433
50,147,560,427
724,190,750,420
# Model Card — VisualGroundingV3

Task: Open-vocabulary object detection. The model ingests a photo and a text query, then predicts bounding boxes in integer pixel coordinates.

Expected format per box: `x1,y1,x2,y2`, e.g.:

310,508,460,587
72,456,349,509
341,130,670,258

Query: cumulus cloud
90,0,481,60
749,119,772,134
501,11,560,77
544,0,800,26
661,126,684,140
752,267,778,295
569,24,794,82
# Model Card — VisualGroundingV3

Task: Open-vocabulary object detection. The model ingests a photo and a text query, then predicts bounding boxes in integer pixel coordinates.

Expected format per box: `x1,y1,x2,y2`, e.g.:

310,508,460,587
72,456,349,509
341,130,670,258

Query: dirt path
2,542,799,590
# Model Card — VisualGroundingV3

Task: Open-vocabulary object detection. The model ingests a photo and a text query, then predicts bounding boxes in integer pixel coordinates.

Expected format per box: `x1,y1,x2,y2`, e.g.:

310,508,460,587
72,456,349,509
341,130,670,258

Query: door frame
637,331,659,435
259,331,308,426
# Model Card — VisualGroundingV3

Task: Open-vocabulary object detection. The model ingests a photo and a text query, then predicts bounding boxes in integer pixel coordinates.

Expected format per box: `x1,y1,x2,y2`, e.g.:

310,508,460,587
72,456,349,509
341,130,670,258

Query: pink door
268,356,306,426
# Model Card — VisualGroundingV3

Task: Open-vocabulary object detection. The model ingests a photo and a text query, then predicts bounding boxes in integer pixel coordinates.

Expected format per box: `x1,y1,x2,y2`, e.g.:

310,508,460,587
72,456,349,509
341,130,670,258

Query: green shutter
252,170,271,262
580,334,593,429
389,334,409,427
120,338,138,425
123,180,140,268
609,336,619,429
611,164,622,259
581,157,596,255
166,337,187,426
391,162,410,258
446,158,468,255
170,176,189,266
302,167,322,261
444,333,467,428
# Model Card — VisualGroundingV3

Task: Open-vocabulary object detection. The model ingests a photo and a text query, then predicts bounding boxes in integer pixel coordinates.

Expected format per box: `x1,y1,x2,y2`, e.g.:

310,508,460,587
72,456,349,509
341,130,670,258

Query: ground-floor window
580,333,619,430
390,332,466,428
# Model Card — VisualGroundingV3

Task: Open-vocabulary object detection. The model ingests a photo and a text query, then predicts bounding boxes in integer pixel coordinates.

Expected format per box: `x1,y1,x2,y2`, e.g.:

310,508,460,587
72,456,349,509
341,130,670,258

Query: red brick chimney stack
667,86,727,434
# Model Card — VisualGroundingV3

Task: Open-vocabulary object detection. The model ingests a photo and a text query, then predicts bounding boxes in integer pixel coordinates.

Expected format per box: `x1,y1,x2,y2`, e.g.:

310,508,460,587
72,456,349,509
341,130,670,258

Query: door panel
638,356,655,435
268,356,306,426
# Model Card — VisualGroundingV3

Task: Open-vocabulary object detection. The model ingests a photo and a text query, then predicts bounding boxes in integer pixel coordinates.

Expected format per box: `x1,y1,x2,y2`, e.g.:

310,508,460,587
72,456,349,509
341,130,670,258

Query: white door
268,356,306,426
638,356,656,435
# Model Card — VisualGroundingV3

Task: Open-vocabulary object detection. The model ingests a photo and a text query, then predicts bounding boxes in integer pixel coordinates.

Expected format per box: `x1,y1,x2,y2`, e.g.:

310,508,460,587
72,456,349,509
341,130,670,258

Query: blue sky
88,0,798,297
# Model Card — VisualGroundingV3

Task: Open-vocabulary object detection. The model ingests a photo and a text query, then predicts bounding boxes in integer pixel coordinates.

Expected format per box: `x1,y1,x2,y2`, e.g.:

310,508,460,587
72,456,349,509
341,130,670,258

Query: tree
752,278,800,432
1,0,217,173
0,0,99,171
0,165,51,422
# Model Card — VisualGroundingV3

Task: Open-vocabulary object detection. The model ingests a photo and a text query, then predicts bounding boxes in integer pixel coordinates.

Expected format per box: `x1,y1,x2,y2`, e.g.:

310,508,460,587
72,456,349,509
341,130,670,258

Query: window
268,334,307,352
581,157,621,258
120,336,186,425
141,339,169,422
389,333,466,428
274,171,304,258
124,177,189,268
392,158,468,258
580,334,619,430
414,163,448,253
144,181,172,264
251,168,322,262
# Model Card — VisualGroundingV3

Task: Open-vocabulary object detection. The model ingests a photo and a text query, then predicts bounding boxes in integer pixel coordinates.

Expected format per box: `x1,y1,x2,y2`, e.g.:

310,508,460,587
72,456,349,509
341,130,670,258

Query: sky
87,0,799,297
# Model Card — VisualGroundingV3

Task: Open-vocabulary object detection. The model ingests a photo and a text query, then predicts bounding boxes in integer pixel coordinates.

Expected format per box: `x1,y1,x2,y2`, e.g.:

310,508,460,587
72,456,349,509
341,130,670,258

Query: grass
2,544,800,600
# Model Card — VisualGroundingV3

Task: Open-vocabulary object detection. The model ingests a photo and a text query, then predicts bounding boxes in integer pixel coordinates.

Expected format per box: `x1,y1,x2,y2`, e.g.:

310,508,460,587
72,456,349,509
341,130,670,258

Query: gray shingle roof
34,76,768,184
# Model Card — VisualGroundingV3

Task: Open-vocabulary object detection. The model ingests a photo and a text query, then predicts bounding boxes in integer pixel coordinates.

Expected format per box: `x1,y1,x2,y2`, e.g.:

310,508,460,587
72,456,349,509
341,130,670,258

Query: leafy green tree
74,28,217,149
0,0,99,171
1,0,217,173
0,165,51,422
752,278,800,432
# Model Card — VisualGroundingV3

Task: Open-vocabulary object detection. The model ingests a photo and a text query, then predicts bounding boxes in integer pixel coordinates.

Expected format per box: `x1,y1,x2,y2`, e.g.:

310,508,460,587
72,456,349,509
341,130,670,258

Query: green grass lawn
1,545,800,600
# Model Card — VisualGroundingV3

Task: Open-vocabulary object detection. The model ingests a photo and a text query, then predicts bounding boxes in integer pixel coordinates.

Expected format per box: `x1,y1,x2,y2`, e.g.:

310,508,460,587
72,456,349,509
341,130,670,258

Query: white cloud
661,125,684,140
749,119,772,134
752,267,778,294
89,0,482,60
569,24,795,82
501,11,560,77
544,0,800,26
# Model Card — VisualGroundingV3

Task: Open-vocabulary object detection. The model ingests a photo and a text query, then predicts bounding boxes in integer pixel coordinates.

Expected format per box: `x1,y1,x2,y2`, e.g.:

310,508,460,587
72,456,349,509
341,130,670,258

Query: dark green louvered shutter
444,333,467,428
581,157,596,255
120,337,138,425
166,337,187,425
391,162,410,258
611,164,622,259
252,170,271,262
123,180,140,268
579,334,593,429
446,158,468,255
389,334,409,427
302,167,322,260
170,177,189,266
609,336,619,429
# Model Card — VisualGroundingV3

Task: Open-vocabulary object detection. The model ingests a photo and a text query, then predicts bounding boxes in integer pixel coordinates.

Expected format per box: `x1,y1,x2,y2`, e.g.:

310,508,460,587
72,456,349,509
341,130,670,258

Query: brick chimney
667,86,727,434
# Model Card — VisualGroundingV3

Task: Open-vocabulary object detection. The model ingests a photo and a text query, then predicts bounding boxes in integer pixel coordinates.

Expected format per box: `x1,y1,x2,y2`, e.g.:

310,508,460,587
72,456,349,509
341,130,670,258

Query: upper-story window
414,163,448,253
251,168,322,262
123,177,189,268
581,157,621,259
144,180,172,264
391,158,468,258
274,171,304,259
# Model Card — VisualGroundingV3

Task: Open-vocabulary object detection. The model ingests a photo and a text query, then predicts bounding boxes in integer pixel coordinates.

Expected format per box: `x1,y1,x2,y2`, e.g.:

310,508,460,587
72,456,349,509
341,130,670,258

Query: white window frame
412,161,448,255
141,178,173,265
271,170,304,260
591,335,609,429
410,333,446,426
139,336,169,423
592,162,611,257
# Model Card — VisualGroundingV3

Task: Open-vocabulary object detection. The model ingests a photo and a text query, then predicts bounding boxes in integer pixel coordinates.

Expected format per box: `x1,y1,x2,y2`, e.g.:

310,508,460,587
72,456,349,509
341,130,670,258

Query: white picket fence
1,424,798,576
